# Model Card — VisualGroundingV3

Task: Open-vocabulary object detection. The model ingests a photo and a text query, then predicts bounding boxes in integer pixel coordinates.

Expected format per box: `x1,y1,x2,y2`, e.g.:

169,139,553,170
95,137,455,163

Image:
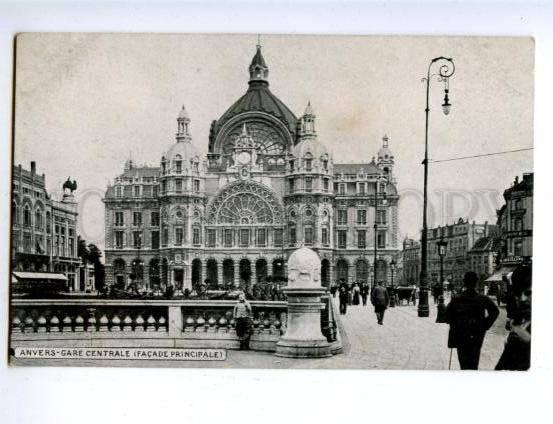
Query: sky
13,33,534,247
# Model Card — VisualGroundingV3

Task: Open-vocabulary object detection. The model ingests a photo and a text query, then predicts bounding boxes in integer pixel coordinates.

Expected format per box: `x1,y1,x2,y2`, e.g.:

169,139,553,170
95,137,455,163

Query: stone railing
10,297,341,354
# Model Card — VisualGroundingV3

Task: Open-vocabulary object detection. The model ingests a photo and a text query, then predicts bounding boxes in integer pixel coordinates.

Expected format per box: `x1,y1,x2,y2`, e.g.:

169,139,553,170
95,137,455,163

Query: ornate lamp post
436,238,448,322
418,57,455,318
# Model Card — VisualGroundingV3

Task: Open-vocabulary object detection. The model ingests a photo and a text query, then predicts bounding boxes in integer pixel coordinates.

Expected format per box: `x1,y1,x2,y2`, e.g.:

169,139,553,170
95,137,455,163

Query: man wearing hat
444,271,499,369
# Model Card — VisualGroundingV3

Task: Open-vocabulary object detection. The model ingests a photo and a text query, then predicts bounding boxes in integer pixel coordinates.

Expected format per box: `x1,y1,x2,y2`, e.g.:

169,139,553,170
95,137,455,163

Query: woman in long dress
352,283,361,305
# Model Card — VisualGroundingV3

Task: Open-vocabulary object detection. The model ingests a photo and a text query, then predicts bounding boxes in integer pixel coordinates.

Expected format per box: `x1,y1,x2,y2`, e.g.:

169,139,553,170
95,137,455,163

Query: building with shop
486,173,533,286
402,237,420,286
103,45,401,292
425,218,496,289
11,162,83,291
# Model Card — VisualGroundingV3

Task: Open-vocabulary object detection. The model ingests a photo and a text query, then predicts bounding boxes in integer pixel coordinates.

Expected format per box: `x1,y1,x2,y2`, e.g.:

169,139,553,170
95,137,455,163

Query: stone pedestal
276,247,331,358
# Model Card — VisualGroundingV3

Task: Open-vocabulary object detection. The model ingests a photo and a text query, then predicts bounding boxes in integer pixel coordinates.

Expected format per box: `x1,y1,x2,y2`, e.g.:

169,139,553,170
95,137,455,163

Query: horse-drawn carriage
394,286,417,306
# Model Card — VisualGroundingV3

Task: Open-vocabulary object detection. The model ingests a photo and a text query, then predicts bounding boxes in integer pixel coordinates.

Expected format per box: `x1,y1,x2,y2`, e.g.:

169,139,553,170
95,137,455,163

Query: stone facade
402,237,420,286
426,218,496,288
103,45,400,292
11,162,82,290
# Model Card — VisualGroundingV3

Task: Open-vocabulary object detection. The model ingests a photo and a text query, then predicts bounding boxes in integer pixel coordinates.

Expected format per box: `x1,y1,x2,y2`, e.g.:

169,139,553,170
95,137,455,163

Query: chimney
31,161,36,174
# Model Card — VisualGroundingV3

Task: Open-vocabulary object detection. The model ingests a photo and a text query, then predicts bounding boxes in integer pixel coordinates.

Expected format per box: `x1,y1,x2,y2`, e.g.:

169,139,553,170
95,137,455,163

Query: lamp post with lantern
418,57,456,318
373,175,388,289
436,238,448,322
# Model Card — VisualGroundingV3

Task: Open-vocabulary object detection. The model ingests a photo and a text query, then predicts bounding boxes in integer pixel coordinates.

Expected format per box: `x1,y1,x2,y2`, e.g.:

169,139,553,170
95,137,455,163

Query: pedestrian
347,282,353,305
233,292,253,350
444,271,499,370
330,281,338,298
352,283,361,305
370,281,390,325
338,285,348,315
495,263,531,371
361,282,369,306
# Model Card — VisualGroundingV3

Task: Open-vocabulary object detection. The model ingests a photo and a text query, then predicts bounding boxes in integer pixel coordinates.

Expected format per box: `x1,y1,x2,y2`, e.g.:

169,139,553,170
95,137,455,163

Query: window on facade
175,227,184,246
24,233,32,253
134,186,140,197
337,209,347,225
377,210,387,225
115,231,124,249
304,227,314,245
193,179,200,193
377,231,386,249
23,205,31,226
116,186,122,198
357,209,367,225
338,230,347,249
514,218,523,231
150,211,159,226
323,160,328,171
161,180,167,193
338,184,346,195
124,186,132,197
289,178,295,193
193,227,201,246
153,185,158,197
224,229,233,247
151,231,159,249
239,229,249,247
133,211,142,226
162,227,168,246
35,209,42,230
305,178,312,192
273,228,283,247
514,239,523,256
206,229,216,247
133,231,142,248
323,178,329,192
175,160,182,174
68,236,74,257
305,158,312,172
289,160,295,172
175,179,183,193
115,211,124,226
142,185,152,197
322,227,329,246
12,202,18,224
257,229,267,247
358,183,366,195
358,230,366,249
289,226,297,246
193,162,199,173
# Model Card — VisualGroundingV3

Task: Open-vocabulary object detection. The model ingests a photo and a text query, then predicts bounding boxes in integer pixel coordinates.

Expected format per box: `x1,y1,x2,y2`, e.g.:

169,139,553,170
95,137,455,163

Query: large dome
208,46,298,152
292,137,329,159
163,140,200,163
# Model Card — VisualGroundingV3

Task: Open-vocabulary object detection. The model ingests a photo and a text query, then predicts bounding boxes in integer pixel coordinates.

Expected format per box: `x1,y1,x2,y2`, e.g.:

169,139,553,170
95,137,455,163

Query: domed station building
103,45,400,292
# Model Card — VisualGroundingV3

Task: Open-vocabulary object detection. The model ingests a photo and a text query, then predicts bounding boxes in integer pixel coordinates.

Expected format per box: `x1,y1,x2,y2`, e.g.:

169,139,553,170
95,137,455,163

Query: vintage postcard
8,33,533,369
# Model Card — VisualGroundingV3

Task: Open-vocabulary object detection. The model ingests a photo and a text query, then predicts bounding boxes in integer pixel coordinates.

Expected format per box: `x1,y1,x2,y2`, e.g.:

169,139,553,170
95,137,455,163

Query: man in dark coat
445,271,499,370
370,281,390,325
361,282,370,306
338,285,349,315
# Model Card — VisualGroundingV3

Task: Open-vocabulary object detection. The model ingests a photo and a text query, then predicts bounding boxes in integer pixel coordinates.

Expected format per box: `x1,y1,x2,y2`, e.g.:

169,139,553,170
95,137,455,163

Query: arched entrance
149,258,160,289
223,259,234,286
336,259,349,283
356,259,369,284
130,258,144,289
191,259,202,288
206,258,218,288
375,259,388,284
113,258,126,289
161,258,169,288
255,258,268,284
272,258,285,283
239,258,251,285
321,259,330,287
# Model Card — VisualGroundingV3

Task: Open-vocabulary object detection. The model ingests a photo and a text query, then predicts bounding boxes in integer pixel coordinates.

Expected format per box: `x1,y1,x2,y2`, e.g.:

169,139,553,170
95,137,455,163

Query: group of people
332,280,392,325
444,265,531,371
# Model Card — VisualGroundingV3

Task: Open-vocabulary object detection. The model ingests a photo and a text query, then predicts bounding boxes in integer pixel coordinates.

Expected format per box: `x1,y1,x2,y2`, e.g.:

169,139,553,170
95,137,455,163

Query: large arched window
12,201,18,224
35,208,43,230
23,204,31,227
222,121,288,156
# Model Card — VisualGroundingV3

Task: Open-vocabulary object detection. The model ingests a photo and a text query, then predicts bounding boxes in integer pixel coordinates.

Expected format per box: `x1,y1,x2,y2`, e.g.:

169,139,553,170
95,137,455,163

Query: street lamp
418,57,455,318
436,238,448,322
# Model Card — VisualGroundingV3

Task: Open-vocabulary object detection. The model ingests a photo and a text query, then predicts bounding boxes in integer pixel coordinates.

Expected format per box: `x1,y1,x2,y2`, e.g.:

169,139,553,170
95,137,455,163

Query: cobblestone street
12,296,509,370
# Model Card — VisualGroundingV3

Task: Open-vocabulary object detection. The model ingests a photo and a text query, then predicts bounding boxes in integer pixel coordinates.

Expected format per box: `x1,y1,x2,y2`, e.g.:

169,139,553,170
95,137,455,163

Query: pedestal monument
275,247,332,358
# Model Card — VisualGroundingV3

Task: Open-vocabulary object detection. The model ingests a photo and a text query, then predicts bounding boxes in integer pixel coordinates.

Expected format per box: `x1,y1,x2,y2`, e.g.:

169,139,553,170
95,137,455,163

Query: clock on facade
237,151,252,165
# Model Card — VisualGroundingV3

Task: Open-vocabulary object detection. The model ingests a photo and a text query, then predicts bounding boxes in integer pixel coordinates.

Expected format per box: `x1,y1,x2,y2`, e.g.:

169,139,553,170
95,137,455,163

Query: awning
485,267,516,283
12,272,68,281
